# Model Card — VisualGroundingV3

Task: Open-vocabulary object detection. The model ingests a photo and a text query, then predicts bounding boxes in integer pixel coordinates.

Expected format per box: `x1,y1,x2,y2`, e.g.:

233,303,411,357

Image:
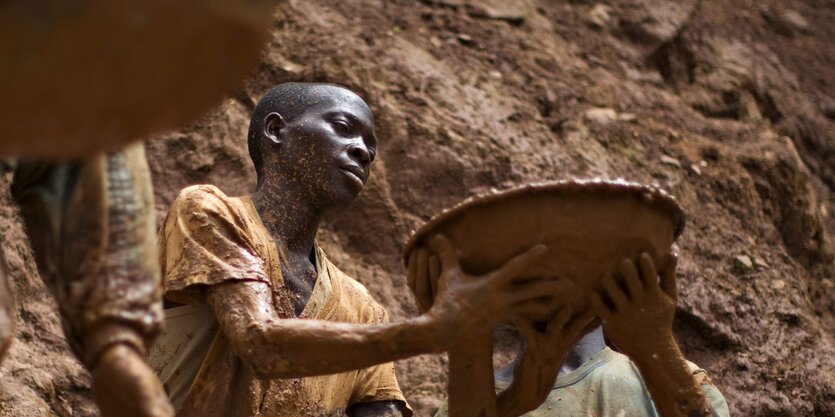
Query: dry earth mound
2,0,833,416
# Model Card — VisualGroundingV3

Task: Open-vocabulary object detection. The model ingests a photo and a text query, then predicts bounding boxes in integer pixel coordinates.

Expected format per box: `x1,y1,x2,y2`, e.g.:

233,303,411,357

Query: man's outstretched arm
206,236,561,379
208,279,440,378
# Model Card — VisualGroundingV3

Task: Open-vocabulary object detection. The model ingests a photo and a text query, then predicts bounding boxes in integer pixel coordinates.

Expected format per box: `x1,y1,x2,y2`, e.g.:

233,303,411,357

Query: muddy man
151,82,565,417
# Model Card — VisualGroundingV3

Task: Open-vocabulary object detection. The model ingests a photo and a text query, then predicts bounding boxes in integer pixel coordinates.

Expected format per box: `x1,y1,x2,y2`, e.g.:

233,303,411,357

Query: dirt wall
1,0,833,416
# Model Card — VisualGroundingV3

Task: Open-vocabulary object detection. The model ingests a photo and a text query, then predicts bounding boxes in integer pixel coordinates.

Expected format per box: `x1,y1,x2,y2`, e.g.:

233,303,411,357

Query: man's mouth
340,165,366,186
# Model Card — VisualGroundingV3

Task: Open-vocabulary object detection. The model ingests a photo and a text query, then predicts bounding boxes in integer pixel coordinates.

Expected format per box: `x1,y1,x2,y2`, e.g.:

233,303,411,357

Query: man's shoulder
599,350,709,377
592,352,718,394
171,184,233,211
166,184,248,223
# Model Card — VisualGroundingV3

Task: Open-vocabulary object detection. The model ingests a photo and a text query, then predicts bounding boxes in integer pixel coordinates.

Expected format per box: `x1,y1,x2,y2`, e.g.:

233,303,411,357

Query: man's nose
348,143,372,166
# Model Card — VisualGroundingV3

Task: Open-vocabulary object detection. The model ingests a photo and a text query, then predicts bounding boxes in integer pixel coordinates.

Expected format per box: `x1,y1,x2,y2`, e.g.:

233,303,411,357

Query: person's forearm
631,340,712,417
496,367,530,417
208,280,450,379
497,354,555,417
448,331,498,417
244,314,444,379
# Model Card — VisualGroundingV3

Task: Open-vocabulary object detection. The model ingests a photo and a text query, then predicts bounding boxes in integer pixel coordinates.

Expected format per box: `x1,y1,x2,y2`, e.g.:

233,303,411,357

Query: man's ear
264,112,286,144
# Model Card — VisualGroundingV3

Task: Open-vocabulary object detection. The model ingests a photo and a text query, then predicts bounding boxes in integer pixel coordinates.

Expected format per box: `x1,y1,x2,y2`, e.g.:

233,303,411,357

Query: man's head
248,83,377,211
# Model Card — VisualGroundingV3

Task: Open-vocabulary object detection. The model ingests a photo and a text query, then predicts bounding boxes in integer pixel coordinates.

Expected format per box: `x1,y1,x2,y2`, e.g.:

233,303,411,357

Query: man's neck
251,181,322,316
559,326,606,376
250,181,321,261
496,326,607,383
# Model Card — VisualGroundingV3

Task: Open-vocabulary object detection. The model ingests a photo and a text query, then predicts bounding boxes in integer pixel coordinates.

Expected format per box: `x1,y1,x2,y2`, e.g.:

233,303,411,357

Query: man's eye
331,120,350,134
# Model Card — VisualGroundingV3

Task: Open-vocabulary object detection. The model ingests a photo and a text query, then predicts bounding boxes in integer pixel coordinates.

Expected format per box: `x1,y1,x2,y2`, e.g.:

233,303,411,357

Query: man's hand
588,253,712,417
589,252,678,360
409,235,570,346
92,344,175,417
498,297,595,417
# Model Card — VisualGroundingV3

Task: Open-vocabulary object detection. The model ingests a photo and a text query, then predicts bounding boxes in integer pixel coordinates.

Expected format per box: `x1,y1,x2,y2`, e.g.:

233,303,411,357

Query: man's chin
322,186,362,211
340,173,366,199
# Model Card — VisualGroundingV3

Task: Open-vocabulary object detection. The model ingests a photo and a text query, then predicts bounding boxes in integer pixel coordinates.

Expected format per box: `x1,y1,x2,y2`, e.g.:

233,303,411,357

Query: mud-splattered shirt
153,184,409,417
434,347,729,417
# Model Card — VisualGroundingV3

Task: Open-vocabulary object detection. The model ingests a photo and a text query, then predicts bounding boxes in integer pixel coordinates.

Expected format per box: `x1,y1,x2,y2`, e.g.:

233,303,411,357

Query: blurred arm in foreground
10,145,173,417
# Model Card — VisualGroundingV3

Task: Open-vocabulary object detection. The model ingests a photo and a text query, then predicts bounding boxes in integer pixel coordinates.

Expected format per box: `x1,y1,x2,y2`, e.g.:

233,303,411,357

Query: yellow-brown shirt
153,184,408,417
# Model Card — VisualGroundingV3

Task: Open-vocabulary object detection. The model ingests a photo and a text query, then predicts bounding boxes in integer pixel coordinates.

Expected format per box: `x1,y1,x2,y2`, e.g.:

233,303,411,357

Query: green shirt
434,348,730,417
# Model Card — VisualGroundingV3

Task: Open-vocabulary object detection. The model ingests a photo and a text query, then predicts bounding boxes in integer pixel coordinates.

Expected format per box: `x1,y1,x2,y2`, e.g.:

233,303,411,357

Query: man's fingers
623,258,644,301
547,307,573,335
588,293,612,321
413,248,431,312
565,310,596,337
429,234,459,272
638,253,659,291
508,280,569,322
513,317,538,344
661,253,679,301
601,272,628,310
490,245,548,286
428,254,441,299
514,279,580,305
513,302,557,322
507,280,567,306
618,259,642,301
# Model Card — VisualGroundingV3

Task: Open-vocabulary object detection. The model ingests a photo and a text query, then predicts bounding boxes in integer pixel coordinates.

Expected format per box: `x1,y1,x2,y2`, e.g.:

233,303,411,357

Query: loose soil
1,0,833,416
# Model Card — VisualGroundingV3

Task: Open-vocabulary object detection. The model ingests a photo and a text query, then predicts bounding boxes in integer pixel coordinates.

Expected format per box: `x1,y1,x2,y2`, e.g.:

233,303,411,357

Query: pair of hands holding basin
406,235,680,374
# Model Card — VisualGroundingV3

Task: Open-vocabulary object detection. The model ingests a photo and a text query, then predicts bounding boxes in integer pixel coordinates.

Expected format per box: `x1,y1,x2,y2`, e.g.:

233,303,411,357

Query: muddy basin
403,179,685,313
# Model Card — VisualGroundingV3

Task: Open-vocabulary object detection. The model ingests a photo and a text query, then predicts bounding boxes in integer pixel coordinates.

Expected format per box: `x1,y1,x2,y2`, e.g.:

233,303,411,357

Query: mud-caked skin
9,144,173,417
180,83,564,417
588,254,714,417
408,241,593,417
427,252,724,417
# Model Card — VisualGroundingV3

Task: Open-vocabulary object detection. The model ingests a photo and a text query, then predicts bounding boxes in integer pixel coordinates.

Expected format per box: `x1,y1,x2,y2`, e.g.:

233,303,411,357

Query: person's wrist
84,322,147,369
627,334,681,369
417,310,452,353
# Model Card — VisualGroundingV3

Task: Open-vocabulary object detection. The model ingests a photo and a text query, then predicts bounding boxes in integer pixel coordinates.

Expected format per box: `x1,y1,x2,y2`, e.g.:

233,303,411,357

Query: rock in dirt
457,33,474,45
587,4,613,28
734,255,755,273
466,3,526,25
753,256,769,270
616,0,698,49
766,9,812,37
660,155,682,168
584,107,618,125
618,112,637,122
689,164,702,176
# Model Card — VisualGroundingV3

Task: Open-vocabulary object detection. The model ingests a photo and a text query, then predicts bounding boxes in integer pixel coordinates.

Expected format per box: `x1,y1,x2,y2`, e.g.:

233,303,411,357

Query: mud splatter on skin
4,1,835,415
249,84,380,317
160,83,570,416
407,181,716,416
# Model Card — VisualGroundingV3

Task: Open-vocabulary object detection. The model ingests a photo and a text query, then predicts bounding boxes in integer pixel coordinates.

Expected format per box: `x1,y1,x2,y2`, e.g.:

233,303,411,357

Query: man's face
269,88,378,210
